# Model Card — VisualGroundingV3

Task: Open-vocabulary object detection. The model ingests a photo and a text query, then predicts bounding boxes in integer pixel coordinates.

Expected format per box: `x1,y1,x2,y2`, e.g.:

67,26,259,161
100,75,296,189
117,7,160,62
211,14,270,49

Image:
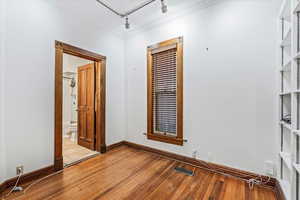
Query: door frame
54,41,106,171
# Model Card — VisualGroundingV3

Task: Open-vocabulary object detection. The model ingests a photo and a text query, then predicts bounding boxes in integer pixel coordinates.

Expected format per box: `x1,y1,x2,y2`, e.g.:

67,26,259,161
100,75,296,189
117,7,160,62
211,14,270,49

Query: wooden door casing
55,41,106,171
77,63,95,150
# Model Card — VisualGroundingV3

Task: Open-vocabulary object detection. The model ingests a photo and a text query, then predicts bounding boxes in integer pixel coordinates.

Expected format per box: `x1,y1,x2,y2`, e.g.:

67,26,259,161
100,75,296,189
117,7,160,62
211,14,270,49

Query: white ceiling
49,0,208,34
100,0,156,13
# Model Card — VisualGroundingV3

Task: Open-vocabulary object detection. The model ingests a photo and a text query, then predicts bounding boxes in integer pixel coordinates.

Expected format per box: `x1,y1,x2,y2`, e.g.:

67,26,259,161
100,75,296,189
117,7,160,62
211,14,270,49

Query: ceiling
99,0,157,13
49,0,207,34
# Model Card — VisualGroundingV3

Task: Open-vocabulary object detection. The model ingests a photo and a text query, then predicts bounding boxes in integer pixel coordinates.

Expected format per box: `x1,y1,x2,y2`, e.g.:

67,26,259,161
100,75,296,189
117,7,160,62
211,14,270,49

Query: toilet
68,121,78,142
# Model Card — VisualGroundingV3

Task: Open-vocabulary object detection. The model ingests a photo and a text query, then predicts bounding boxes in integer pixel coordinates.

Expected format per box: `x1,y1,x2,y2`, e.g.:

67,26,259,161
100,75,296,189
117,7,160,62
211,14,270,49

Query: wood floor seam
91,155,158,200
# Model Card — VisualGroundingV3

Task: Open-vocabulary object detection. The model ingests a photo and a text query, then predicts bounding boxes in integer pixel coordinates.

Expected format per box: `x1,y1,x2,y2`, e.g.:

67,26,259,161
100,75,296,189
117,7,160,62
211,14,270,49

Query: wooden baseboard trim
54,157,63,171
107,141,125,151
120,141,276,188
0,182,6,195
100,145,107,154
0,165,54,195
274,180,286,200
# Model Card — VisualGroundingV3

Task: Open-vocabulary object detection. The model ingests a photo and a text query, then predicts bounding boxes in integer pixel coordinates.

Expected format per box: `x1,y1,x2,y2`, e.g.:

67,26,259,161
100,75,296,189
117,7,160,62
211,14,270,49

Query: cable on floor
134,147,272,190
1,169,64,200
2,172,23,200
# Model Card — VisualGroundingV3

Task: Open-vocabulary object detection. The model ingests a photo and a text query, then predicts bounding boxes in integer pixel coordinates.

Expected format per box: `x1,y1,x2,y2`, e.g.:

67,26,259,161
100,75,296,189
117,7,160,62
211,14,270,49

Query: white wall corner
0,0,7,183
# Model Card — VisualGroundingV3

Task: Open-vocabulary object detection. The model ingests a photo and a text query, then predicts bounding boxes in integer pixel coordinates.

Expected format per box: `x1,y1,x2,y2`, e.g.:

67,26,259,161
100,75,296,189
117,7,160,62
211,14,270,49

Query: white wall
2,0,126,180
124,0,280,174
0,0,7,183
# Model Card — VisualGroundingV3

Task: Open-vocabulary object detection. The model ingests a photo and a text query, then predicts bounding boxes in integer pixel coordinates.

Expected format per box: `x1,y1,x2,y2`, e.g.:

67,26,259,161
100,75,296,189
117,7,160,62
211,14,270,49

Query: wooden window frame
54,41,106,171
147,37,183,146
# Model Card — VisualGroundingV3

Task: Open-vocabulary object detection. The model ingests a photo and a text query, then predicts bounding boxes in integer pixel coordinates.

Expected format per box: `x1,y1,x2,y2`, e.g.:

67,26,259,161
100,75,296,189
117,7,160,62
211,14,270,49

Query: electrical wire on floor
247,175,271,190
2,172,23,200
1,154,98,200
201,161,272,190
191,156,272,190
23,169,64,194
136,148,272,190
201,160,271,190
1,169,64,200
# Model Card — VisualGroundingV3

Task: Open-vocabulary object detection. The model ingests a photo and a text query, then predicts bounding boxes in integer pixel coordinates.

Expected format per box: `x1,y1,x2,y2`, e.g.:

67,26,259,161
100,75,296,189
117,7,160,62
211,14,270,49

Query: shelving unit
280,0,292,21
294,130,300,136
281,60,292,72
294,163,300,173
280,91,293,96
280,179,292,199
294,1,300,13
282,28,292,47
281,151,293,170
282,120,293,130
278,0,300,199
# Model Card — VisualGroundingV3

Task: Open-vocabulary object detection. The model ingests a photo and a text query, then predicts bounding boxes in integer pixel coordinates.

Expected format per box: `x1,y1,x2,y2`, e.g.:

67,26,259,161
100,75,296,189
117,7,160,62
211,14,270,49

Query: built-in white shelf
281,28,292,47
280,90,300,94
279,0,291,21
281,60,292,72
280,151,292,170
279,179,291,200
294,1,300,14
278,1,298,198
293,163,300,174
281,121,292,131
293,130,300,136
294,52,300,59
280,91,292,96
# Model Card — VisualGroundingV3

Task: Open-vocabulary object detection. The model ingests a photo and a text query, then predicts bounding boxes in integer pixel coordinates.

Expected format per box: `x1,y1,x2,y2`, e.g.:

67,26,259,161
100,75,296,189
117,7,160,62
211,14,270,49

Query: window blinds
152,48,177,136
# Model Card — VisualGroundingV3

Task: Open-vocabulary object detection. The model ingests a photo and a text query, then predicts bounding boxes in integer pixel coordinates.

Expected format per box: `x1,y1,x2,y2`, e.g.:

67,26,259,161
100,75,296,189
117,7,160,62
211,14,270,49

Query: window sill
147,133,183,146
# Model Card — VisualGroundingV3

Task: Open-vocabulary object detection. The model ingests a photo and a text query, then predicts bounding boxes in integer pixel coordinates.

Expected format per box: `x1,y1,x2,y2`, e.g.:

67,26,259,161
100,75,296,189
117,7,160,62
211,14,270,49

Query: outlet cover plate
16,166,24,175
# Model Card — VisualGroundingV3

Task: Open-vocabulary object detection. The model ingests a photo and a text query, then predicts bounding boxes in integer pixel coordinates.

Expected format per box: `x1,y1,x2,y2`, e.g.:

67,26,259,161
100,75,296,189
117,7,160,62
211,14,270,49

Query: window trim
147,37,183,146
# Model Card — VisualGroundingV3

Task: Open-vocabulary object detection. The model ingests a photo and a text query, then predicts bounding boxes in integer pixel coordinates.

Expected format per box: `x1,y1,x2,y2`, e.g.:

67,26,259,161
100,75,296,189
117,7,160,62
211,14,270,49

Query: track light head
125,17,130,29
161,0,167,14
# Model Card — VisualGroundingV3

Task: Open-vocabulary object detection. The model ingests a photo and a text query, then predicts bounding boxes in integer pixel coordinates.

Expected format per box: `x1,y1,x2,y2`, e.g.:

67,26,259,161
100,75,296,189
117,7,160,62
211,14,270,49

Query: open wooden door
77,63,95,150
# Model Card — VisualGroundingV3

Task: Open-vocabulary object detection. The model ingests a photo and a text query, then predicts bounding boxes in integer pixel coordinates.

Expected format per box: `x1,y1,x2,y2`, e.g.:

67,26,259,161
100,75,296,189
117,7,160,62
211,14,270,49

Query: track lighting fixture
125,17,130,29
96,0,168,29
161,0,168,14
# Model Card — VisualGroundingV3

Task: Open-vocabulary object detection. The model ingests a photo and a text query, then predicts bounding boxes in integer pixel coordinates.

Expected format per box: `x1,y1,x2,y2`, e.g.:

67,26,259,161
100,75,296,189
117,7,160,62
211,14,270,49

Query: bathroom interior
62,54,98,166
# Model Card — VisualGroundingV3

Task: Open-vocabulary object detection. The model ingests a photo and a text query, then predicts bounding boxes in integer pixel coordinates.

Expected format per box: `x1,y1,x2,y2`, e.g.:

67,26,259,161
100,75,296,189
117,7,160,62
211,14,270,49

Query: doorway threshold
64,152,100,168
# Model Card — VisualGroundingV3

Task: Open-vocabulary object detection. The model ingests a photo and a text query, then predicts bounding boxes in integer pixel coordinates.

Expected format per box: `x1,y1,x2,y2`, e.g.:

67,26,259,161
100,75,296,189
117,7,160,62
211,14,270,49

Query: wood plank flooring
2,146,277,200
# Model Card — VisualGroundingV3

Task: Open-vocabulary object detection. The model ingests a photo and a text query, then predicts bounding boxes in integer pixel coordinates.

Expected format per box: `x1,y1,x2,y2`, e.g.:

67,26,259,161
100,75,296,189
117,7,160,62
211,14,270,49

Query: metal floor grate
174,166,194,176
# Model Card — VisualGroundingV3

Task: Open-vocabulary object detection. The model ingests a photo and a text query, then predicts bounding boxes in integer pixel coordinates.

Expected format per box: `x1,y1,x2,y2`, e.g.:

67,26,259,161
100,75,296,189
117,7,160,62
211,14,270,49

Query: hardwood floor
2,146,277,200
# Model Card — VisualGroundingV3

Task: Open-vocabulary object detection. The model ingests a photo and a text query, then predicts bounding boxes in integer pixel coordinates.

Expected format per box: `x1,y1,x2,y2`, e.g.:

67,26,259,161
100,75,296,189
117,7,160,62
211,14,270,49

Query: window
147,37,183,146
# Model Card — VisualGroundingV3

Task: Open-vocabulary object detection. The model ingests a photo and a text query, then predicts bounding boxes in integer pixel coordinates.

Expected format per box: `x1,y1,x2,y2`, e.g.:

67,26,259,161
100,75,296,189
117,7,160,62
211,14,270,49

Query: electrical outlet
16,166,24,175
192,151,197,159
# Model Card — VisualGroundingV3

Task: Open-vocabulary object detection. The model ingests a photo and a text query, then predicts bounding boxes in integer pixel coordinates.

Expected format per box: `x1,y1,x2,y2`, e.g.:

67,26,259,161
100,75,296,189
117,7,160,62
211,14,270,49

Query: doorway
55,41,106,170
62,55,98,166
